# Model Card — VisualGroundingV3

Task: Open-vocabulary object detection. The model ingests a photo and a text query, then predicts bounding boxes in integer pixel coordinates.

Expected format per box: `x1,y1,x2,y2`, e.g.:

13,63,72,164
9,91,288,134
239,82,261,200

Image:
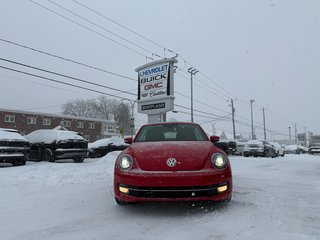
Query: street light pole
263,107,266,140
250,99,255,139
288,126,292,140
188,67,199,123
231,98,236,139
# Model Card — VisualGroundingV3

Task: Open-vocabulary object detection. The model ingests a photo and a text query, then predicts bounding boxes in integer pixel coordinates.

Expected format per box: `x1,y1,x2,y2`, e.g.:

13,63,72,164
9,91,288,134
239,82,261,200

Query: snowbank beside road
1,153,320,240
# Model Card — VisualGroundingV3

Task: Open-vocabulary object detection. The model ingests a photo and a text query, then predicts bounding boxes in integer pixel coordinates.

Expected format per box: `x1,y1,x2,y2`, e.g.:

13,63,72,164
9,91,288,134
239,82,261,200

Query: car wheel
42,148,54,162
93,150,103,158
73,156,84,163
115,198,131,205
12,159,25,166
20,160,26,165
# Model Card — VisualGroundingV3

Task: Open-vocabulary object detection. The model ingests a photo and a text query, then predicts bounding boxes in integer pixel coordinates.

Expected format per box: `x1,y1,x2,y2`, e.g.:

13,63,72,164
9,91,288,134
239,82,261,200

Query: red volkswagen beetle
114,122,232,205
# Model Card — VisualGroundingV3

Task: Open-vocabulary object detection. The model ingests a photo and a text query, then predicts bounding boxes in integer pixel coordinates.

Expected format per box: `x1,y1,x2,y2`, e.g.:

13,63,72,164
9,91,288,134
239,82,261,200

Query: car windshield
134,123,208,142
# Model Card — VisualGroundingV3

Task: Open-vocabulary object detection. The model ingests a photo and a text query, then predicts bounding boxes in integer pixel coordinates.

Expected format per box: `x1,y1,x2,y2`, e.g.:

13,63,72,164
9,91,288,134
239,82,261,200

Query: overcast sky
1,0,319,139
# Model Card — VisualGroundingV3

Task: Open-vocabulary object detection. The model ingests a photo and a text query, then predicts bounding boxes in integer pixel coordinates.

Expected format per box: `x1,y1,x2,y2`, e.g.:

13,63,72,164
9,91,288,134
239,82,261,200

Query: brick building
0,108,119,142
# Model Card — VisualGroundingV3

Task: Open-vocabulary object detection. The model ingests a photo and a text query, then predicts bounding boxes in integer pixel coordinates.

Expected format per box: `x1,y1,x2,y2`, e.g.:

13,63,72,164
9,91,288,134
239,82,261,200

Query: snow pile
1,154,320,240
25,129,85,144
0,128,28,141
88,137,128,149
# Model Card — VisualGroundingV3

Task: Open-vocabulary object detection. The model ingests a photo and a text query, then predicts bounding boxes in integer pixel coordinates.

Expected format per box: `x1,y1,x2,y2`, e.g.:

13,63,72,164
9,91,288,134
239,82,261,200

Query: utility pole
188,67,199,122
250,99,255,139
263,107,266,140
294,123,297,144
231,99,236,139
289,126,292,140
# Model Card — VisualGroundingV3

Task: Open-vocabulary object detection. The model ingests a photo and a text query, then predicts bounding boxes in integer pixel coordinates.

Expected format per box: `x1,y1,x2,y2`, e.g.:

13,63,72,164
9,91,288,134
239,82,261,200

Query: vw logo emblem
166,158,177,167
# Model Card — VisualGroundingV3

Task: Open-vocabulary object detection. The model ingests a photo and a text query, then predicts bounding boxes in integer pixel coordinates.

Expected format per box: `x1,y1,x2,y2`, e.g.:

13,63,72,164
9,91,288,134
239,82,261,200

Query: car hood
128,141,215,171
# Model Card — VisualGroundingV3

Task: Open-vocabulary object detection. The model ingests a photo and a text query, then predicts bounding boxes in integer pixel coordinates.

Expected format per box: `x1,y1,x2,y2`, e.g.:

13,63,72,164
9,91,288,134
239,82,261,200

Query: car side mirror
124,137,133,144
210,135,220,143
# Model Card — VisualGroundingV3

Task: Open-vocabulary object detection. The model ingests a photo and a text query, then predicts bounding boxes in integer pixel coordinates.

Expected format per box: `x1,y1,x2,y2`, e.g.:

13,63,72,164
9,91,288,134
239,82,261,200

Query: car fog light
217,185,228,193
119,186,129,194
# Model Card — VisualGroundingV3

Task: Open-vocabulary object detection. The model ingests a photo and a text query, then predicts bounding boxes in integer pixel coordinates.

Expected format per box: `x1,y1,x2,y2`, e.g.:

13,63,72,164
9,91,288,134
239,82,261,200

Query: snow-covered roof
88,137,128,149
0,129,28,142
25,129,85,144
285,145,298,151
246,140,263,145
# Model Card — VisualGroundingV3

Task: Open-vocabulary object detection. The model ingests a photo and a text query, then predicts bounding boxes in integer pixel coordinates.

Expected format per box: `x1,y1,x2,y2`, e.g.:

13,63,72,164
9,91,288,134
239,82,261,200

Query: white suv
270,141,285,157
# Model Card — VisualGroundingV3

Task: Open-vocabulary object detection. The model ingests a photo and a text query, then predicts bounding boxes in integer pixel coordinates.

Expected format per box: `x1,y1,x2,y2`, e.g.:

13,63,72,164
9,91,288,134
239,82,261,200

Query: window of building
89,122,95,129
104,125,114,132
4,115,15,123
83,135,90,141
27,117,37,125
42,118,51,126
77,121,84,128
65,120,71,127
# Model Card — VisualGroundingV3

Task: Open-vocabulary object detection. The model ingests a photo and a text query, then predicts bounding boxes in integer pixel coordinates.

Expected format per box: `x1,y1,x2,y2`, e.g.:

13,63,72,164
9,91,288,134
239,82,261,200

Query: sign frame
135,57,177,116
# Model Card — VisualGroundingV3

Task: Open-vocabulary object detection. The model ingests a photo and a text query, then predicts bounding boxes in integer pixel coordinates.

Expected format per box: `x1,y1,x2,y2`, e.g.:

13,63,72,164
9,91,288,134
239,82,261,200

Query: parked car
308,144,320,154
214,140,236,155
234,140,247,156
270,141,285,157
114,122,232,205
243,140,276,157
284,144,308,154
0,128,30,166
88,137,129,158
25,129,88,163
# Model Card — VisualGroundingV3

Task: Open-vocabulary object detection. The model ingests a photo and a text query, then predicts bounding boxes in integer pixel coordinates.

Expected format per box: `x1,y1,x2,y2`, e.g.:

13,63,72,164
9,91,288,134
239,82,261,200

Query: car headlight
118,154,133,170
211,153,228,169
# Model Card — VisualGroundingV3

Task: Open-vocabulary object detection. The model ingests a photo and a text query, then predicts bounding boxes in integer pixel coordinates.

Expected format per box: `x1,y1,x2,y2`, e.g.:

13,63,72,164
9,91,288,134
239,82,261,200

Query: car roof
139,122,201,127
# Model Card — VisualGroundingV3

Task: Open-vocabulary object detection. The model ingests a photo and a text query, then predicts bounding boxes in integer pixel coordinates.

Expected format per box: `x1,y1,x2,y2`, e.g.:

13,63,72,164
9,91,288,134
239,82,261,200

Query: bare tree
62,98,98,118
112,102,131,134
62,96,131,134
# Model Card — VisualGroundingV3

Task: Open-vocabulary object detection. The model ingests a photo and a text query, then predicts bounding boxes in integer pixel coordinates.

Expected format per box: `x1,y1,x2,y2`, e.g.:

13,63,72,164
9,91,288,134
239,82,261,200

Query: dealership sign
135,58,177,116
138,63,169,101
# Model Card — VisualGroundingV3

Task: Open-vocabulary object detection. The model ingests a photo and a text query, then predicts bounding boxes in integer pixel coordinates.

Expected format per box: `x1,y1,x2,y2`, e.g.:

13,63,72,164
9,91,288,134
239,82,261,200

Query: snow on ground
1,153,320,240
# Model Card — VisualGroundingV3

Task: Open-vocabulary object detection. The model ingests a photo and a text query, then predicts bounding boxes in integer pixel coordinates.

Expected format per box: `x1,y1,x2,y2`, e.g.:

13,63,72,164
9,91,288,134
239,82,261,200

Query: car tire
93,150,103,158
115,198,131,205
42,148,54,162
12,159,25,166
73,156,84,163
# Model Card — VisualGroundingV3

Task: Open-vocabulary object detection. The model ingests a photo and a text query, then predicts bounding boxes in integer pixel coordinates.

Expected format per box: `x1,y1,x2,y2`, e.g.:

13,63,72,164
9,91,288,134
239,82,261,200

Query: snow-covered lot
1,152,320,240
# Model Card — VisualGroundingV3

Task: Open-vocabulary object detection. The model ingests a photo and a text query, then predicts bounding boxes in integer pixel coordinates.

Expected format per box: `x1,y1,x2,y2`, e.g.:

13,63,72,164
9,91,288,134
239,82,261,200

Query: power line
175,69,230,101
71,0,172,53
32,0,273,120
70,0,240,101
46,0,162,58
0,57,135,97
174,103,287,137
28,0,153,60
0,73,96,97
175,91,230,115
0,38,137,81
0,65,134,101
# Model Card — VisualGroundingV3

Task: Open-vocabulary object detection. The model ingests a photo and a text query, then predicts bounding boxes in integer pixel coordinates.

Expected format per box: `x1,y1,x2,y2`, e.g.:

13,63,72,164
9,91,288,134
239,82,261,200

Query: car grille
0,141,29,148
119,183,227,198
58,140,87,149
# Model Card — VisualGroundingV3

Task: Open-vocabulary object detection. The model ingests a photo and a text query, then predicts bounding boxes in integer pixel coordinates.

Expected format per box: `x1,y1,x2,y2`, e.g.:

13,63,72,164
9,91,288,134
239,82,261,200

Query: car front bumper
54,148,88,159
114,169,232,202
